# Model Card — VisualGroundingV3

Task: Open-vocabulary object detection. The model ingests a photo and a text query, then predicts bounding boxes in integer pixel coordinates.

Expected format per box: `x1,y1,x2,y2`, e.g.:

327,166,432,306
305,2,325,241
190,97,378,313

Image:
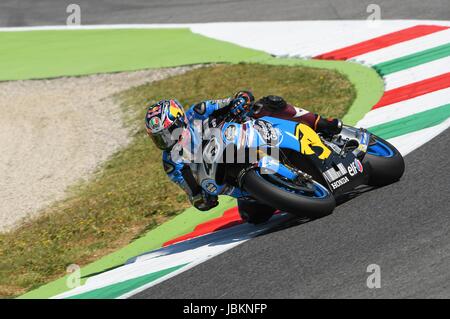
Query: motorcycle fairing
320,152,370,196
194,116,371,199
222,116,330,155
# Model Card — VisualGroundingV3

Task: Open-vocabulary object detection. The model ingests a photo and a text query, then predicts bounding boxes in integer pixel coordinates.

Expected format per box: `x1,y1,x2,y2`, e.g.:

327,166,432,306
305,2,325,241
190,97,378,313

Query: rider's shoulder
191,100,215,114
191,101,208,115
191,99,230,116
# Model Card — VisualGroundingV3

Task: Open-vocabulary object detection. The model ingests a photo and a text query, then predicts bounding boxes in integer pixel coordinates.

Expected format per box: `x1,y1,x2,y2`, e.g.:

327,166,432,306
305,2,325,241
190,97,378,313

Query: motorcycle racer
145,91,343,221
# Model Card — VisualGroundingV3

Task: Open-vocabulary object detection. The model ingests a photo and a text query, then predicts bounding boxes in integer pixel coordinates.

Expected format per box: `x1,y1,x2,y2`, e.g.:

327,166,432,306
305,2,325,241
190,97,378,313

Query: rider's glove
229,97,249,117
234,90,255,106
190,191,219,211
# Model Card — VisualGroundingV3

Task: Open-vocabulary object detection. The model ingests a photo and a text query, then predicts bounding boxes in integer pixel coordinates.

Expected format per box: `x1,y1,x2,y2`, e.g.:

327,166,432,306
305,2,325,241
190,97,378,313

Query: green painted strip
66,263,188,299
0,29,268,81
368,103,450,139
374,43,450,76
17,29,383,299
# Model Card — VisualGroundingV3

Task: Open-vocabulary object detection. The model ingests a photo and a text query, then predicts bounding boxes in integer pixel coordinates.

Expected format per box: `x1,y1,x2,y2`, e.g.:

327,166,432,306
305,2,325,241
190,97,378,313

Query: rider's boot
315,117,343,137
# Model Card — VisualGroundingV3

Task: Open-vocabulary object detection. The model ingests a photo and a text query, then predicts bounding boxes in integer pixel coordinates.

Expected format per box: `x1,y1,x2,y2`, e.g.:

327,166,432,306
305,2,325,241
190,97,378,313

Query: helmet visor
150,117,187,150
151,129,178,150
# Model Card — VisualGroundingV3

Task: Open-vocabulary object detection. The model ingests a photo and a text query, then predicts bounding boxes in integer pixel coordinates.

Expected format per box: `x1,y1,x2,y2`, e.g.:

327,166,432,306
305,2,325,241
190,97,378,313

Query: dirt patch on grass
0,67,193,231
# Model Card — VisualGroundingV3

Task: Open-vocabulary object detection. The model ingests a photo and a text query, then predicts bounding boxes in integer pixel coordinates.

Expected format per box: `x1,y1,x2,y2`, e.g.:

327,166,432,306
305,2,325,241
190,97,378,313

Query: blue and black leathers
162,98,232,211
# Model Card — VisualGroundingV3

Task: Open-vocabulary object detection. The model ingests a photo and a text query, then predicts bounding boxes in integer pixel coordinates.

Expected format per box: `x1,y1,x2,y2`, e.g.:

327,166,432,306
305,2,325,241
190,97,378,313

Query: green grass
0,63,355,298
123,63,355,119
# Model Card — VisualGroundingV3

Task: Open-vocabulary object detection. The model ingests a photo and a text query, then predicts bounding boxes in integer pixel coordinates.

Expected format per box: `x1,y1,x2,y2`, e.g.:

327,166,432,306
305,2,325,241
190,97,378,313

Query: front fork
255,155,312,184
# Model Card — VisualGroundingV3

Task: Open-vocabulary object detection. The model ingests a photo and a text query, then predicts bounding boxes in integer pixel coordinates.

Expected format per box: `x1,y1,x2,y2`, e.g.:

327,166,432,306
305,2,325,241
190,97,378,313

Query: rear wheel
237,198,275,225
364,135,405,186
240,168,335,219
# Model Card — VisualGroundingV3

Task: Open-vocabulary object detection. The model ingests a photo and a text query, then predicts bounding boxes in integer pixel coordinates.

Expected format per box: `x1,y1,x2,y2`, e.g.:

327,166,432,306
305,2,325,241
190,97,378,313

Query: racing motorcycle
183,110,405,224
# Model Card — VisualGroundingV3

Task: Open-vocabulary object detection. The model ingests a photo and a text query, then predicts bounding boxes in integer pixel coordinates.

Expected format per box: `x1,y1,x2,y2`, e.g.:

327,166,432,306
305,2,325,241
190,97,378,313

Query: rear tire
364,136,405,186
237,198,275,225
241,169,335,219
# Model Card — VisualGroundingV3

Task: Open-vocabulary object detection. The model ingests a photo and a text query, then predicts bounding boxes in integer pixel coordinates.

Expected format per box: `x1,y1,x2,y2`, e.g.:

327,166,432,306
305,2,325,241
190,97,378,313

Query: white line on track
383,56,450,90
54,214,291,299
387,118,450,156
190,20,450,58
357,87,450,128
351,28,450,66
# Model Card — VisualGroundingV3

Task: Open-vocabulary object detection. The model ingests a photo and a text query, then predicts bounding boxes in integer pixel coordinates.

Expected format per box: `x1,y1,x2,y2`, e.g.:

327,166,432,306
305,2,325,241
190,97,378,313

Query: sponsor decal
149,117,161,130
202,179,218,195
355,158,364,173
360,132,367,145
358,133,369,152
253,120,279,143
323,163,347,182
331,176,350,190
358,143,368,152
224,125,237,141
212,98,230,105
348,158,363,177
293,107,309,118
147,105,161,116
169,100,184,119
209,118,218,128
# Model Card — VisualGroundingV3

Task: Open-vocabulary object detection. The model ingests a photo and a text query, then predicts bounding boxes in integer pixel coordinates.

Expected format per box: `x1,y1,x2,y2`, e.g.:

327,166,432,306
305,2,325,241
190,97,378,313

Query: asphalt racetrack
0,0,449,27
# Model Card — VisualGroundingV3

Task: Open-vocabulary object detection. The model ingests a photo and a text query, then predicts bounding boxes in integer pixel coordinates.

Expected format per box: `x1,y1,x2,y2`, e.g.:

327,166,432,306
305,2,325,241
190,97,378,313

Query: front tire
364,135,405,186
241,169,335,219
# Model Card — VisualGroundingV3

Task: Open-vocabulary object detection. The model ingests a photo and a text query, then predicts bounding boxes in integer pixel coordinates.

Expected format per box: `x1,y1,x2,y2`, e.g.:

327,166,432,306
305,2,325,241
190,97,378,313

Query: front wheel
364,135,405,186
240,168,336,219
